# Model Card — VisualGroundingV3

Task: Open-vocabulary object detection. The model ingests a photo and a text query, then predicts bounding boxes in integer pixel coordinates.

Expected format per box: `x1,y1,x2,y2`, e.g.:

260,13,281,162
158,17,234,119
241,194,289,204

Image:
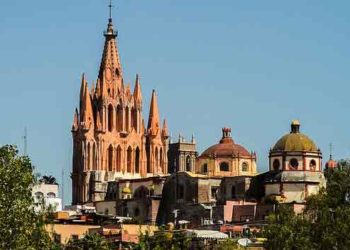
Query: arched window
35,192,44,203
241,162,249,172
127,147,132,173
220,162,229,172
231,186,236,199
135,147,140,173
134,186,149,199
160,148,164,171
155,147,159,170
202,163,208,174
273,159,280,171
92,143,96,170
108,145,113,171
289,158,299,170
108,105,114,132
87,143,91,170
125,106,130,132
186,155,192,172
116,105,123,131
116,146,122,172
131,108,137,132
47,192,56,198
310,159,317,171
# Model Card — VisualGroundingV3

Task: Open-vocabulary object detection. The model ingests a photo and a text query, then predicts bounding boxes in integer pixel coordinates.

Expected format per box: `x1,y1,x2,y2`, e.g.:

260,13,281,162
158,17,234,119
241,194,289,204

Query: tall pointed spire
72,108,79,132
79,73,87,111
80,82,94,130
133,74,142,104
161,119,169,138
98,0,123,91
147,90,160,136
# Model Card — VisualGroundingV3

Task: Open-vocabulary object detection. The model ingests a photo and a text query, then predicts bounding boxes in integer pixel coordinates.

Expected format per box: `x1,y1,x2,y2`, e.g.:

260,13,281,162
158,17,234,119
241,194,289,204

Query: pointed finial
329,143,333,160
104,0,117,37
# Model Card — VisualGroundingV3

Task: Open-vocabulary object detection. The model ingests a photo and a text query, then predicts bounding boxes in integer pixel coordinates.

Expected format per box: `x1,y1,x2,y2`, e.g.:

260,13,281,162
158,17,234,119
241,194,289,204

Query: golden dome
272,121,318,152
122,186,132,194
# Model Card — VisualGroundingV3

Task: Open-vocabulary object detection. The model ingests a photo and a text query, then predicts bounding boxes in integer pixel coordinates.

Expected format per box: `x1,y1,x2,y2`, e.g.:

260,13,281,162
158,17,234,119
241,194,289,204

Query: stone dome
272,120,318,152
200,128,252,158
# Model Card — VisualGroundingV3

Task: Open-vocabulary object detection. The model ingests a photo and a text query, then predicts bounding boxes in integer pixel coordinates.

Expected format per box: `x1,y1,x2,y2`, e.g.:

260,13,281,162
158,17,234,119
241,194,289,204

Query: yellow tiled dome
272,120,318,152
122,186,132,194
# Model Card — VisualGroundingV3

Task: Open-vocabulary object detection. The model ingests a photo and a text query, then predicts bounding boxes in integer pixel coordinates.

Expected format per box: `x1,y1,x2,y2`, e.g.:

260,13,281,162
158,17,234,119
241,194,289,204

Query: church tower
71,6,169,205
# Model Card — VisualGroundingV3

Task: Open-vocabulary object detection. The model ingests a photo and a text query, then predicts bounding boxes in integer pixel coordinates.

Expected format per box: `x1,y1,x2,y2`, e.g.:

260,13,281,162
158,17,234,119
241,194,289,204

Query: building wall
196,156,257,178
47,224,101,244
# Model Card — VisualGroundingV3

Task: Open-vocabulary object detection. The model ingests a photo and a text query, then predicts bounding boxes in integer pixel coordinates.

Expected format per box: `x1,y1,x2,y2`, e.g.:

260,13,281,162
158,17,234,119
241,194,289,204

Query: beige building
265,120,326,203
196,128,257,177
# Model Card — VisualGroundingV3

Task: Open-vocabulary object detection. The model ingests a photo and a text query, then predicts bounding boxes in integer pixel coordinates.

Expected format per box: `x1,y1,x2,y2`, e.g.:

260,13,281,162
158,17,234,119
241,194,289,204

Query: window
242,162,249,172
127,147,132,172
220,162,229,172
53,234,61,244
35,192,44,203
47,192,56,198
289,158,299,169
71,235,79,241
134,207,140,217
310,160,316,171
231,186,236,199
211,187,218,200
273,159,280,171
202,164,208,174
108,145,113,171
186,155,192,172
135,147,140,173
108,105,113,132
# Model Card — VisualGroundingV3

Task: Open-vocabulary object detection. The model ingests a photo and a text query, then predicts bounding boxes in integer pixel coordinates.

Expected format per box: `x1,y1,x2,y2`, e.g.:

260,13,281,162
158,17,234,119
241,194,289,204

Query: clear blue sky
1,0,350,205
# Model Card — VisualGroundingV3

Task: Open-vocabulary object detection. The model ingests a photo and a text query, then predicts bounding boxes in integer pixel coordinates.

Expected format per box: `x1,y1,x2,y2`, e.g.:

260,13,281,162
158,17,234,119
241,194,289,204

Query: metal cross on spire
109,0,113,20
329,143,333,159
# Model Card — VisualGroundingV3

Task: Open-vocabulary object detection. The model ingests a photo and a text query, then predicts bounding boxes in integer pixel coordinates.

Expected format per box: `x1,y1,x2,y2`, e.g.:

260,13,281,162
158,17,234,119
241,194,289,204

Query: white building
32,180,62,212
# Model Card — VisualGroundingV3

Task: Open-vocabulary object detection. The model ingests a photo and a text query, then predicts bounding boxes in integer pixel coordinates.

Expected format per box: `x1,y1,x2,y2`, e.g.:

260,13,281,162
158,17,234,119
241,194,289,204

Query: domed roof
325,159,337,169
272,120,318,152
122,186,132,194
200,128,252,158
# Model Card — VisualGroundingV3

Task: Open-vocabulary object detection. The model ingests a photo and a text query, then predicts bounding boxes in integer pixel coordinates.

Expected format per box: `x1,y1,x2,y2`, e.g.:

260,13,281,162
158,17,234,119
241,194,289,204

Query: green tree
216,238,241,250
65,233,112,250
136,227,191,250
263,205,312,250
0,145,53,250
263,159,350,250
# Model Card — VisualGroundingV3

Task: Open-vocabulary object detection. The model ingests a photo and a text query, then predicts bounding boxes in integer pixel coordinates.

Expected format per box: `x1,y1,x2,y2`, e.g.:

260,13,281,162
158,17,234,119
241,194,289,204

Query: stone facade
71,16,169,205
158,172,254,226
168,135,197,173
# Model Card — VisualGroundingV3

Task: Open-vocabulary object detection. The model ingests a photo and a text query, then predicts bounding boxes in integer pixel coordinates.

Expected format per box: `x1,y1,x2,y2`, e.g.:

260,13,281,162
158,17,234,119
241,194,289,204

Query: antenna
61,168,65,208
23,127,28,156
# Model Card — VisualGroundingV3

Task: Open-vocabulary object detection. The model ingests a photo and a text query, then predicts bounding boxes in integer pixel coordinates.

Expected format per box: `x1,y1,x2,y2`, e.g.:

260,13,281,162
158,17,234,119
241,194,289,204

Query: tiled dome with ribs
200,128,253,158
272,120,319,152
